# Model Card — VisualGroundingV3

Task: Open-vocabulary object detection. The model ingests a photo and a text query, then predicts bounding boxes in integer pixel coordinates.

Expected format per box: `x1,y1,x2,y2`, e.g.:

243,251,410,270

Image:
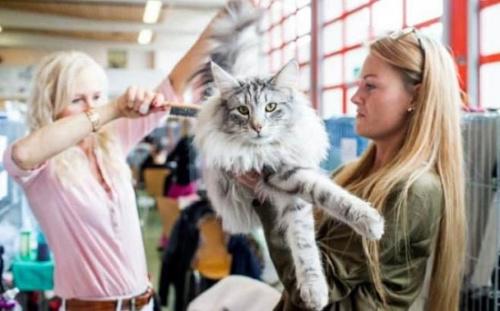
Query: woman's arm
12,103,118,170
12,88,163,170
167,10,223,95
112,11,221,154
168,33,210,96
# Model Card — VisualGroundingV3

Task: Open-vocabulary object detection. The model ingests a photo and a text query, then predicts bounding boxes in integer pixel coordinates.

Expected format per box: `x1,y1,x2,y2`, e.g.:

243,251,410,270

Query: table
11,257,54,291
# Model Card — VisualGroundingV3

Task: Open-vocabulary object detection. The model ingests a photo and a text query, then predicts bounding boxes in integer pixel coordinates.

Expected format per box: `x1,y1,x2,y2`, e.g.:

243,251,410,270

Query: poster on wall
108,50,128,69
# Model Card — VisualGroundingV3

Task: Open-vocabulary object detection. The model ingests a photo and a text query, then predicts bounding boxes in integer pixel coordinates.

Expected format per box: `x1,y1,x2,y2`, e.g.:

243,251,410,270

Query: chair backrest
144,168,170,197
156,196,180,238
193,215,232,280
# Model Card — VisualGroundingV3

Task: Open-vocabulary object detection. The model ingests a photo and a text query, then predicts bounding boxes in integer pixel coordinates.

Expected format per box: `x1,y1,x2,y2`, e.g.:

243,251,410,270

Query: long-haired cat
193,2,384,310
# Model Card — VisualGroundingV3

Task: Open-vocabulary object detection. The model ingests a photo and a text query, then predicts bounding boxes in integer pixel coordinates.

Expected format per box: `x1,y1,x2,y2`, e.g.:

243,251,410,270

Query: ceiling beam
0,32,198,52
0,8,214,35
8,0,226,10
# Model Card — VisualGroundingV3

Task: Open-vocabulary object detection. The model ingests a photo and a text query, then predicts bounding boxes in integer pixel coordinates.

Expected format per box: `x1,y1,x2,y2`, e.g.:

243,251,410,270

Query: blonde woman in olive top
242,29,465,311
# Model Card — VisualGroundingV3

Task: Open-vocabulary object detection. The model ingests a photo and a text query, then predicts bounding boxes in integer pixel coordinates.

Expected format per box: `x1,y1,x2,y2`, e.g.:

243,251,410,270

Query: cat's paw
351,204,385,240
298,275,329,311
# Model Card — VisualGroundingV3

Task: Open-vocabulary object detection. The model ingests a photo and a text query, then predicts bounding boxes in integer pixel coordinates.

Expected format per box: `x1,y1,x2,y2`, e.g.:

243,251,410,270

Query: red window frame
478,0,500,107
259,1,462,115
259,1,313,95
320,0,442,116
320,0,377,117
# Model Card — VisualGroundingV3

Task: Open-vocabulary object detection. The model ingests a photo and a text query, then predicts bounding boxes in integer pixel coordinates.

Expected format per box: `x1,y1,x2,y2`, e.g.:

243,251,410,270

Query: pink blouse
3,78,180,299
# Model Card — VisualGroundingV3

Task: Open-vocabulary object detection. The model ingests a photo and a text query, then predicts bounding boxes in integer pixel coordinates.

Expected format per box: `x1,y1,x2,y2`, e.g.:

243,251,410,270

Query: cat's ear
211,62,240,95
270,60,299,89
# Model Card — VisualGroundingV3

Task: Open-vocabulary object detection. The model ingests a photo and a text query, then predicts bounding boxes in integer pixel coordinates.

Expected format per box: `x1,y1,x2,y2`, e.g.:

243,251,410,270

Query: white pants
188,275,281,311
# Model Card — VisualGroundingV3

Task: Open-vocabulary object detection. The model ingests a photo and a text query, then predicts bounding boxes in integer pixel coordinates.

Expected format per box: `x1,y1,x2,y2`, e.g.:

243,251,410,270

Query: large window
479,1,500,108
320,0,443,118
260,0,312,94
259,1,449,117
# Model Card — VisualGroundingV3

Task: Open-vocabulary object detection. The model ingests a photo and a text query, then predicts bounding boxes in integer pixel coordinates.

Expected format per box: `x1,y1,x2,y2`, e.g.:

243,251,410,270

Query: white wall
127,50,154,70
0,48,52,66
0,47,156,70
106,69,167,98
0,46,187,100
154,50,187,73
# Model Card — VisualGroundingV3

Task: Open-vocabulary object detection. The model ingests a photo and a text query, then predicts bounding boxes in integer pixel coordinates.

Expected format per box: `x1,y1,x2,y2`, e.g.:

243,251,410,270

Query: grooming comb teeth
170,106,199,117
155,101,200,118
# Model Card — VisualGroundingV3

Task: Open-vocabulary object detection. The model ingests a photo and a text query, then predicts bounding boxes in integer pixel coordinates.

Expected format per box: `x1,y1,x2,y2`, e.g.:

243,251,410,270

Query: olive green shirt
256,168,443,311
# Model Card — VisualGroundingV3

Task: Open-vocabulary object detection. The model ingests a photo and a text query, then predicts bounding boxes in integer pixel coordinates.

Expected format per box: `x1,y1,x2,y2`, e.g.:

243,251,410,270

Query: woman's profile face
56,67,106,120
350,53,415,142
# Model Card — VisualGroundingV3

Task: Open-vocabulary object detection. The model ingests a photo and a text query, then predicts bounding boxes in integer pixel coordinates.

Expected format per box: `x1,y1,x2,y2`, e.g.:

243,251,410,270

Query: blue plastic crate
12,255,54,291
321,116,370,172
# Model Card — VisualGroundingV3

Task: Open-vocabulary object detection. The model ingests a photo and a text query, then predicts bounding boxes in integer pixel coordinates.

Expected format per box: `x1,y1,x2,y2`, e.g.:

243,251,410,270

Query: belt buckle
130,297,136,311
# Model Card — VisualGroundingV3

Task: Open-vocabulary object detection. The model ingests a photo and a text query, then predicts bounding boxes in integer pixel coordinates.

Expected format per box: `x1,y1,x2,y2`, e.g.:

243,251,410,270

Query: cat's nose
251,122,263,133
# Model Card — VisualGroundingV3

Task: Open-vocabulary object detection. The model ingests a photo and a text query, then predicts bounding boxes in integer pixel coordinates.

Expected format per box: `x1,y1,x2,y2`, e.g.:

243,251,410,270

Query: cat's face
211,60,300,145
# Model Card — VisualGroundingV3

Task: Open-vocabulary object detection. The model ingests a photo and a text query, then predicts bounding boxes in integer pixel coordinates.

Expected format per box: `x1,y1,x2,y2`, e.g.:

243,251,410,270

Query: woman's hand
114,86,167,119
235,170,260,192
236,170,275,205
235,171,274,224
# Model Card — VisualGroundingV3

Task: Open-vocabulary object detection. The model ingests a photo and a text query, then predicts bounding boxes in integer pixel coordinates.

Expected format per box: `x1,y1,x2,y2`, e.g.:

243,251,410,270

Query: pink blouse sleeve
3,143,48,186
112,77,181,155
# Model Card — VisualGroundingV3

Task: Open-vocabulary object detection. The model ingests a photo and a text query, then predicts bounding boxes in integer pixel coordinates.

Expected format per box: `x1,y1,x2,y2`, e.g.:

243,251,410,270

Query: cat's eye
265,102,277,112
237,106,249,115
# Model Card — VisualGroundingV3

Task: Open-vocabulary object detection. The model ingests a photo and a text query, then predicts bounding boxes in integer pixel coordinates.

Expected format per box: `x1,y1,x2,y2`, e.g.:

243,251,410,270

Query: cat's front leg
265,166,384,240
205,168,261,233
277,199,329,311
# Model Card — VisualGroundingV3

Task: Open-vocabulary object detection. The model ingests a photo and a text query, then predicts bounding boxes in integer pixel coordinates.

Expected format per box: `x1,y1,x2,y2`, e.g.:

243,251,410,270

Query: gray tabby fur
193,2,384,310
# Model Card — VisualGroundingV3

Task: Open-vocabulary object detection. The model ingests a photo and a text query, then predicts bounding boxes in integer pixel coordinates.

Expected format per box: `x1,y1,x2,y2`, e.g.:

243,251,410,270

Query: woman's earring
407,107,414,112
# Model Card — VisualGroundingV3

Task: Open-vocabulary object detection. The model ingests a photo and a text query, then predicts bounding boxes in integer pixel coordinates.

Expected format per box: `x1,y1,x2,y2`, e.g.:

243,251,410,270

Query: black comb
165,102,200,118
170,106,199,117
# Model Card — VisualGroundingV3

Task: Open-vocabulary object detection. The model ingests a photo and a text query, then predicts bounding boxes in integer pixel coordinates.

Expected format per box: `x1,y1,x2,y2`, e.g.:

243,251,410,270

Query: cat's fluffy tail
194,0,262,97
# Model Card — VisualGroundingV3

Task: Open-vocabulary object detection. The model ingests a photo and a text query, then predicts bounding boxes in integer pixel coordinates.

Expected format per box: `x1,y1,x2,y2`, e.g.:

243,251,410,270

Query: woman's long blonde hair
28,51,129,185
334,31,466,310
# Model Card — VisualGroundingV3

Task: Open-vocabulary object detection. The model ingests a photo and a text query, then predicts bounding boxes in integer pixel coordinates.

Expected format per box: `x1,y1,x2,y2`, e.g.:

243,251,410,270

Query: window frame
478,0,500,108
319,0,442,116
260,0,313,94
259,0,472,115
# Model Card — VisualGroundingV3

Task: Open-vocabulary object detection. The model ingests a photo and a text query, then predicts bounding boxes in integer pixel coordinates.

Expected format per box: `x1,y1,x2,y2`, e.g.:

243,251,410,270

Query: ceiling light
138,29,153,45
143,0,162,24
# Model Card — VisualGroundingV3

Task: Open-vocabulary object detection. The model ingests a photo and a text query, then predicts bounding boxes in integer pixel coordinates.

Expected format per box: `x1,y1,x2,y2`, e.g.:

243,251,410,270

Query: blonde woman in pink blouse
3,20,213,311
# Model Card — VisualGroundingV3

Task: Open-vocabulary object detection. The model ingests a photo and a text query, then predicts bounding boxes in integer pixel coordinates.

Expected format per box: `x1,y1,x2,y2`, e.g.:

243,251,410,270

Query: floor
141,207,173,311
139,199,282,311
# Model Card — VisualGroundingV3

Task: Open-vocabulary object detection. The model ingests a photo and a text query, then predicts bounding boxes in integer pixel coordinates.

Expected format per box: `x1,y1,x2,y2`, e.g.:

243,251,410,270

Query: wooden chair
143,168,170,197
193,215,232,280
156,196,181,239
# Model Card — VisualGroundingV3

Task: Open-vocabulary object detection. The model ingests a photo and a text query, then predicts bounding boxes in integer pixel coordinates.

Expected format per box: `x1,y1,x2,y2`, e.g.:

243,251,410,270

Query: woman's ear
411,83,421,103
